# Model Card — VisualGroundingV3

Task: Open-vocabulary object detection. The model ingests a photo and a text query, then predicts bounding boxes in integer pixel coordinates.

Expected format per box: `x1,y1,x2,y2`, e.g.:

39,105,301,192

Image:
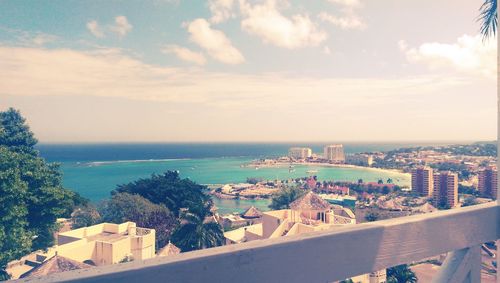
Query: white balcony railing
15,201,499,283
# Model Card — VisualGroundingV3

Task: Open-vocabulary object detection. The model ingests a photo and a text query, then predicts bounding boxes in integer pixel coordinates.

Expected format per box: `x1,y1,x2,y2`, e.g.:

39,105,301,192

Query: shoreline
244,161,410,177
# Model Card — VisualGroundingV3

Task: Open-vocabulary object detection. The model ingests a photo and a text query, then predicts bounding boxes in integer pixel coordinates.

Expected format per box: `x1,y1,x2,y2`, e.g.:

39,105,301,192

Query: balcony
15,201,499,283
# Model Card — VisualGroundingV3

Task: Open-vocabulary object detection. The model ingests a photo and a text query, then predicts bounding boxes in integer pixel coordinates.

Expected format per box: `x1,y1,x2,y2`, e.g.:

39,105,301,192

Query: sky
0,0,496,143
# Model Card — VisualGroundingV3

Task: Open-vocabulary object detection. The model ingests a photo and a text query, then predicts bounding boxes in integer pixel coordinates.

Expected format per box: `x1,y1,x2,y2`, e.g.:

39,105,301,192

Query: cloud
162,45,207,65
110,16,133,37
327,0,361,8
186,18,244,64
0,45,468,107
87,16,132,38
318,12,365,30
87,20,104,38
208,0,236,24
239,0,327,49
399,34,496,78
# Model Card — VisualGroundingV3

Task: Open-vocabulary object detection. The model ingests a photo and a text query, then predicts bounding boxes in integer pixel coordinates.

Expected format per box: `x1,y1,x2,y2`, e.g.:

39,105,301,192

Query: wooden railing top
17,202,499,283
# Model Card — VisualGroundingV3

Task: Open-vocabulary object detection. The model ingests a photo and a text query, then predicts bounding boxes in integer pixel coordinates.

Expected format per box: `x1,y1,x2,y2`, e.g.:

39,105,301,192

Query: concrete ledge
16,202,500,283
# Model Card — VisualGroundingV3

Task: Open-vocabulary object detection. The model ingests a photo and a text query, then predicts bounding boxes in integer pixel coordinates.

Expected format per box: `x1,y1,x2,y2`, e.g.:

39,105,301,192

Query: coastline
244,161,409,177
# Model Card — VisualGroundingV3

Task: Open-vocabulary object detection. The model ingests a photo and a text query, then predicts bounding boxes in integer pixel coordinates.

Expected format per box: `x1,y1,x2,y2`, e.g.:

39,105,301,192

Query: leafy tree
377,179,384,184
71,205,101,229
462,197,479,207
0,108,86,276
357,179,363,184
99,193,177,251
0,108,38,156
364,212,380,222
387,264,417,283
479,0,497,39
114,171,211,218
170,205,224,252
269,186,306,210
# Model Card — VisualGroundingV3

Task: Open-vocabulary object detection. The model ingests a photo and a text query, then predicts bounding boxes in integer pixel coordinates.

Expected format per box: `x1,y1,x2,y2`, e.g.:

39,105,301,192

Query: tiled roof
290,192,331,210
241,206,263,219
157,242,181,257
21,255,92,278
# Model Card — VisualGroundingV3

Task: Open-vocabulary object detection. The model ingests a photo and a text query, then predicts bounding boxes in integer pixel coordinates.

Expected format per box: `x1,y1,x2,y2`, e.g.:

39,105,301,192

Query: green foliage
99,193,178,251
479,0,497,40
170,207,224,252
429,162,470,180
0,108,87,273
461,196,479,207
364,212,380,222
71,205,101,229
458,184,479,196
114,171,211,218
269,186,306,210
0,108,38,156
387,264,417,283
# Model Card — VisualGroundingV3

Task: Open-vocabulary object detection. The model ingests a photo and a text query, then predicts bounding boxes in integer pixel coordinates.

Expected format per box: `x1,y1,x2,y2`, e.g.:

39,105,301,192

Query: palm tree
387,264,418,283
170,203,224,252
479,0,497,39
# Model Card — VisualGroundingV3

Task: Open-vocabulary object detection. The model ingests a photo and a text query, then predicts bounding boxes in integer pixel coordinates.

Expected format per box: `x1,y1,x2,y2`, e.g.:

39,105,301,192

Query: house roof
21,255,92,278
157,242,181,257
290,192,331,210
241,206,263,219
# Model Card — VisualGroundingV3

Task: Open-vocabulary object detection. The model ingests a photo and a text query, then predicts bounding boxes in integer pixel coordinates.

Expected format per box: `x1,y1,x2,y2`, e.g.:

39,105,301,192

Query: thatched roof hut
290,192,331,210
157,242,181,257
241,206,263,219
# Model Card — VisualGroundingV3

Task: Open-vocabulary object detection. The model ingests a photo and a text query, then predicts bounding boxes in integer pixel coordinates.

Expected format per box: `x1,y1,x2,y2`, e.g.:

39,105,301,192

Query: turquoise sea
37,143,416,214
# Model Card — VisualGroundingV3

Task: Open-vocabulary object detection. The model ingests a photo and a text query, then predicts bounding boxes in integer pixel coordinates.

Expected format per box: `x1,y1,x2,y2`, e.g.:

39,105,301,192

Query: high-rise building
478,167,497,200
433,171,458,208
411,167,434,197
288,147,312,159
324,144,345,163
346,154,373,166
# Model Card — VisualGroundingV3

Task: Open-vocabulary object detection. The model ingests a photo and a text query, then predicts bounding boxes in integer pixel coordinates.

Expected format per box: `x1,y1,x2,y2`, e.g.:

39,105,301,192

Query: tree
170,205,224,252
114,171,211,218
387,178,393,184
377,179,384,184
269,186,306,210
0,108,38,156
0,108,86,275
99,193,178,251
365,212,380,222
357,179,363,184
71,205,101,229
479,0,497,40
387,264,417,283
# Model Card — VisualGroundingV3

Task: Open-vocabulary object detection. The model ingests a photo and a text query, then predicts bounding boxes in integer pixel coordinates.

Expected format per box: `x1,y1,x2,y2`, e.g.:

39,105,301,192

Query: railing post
432,245,481,283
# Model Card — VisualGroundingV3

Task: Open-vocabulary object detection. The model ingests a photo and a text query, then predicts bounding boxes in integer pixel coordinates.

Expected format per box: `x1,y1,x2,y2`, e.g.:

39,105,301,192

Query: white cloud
87,16,132,38
209,0,235,24
162,45,207,65
327,0,361,8
399,34,496,78
110,16,133,37
186,18,244,64
87,20,104,38
318,12,365,30
323,46,331,55
239,0,327,49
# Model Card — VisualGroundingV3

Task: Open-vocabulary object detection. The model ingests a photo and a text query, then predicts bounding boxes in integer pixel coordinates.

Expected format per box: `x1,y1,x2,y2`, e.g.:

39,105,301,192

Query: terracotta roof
290,192,331,210
21,255,92,278
241,206,263,219
157,242,181,257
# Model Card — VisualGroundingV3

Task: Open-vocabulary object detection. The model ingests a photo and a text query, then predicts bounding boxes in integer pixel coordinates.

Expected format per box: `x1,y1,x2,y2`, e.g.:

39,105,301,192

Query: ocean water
37,143,416,214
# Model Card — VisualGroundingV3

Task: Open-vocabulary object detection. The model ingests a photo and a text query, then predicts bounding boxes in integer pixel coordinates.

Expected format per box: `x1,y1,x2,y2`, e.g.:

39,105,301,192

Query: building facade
433,172,458,208
288,147,312,159
411,167,434,197
478,167,498,200
346,154,373,166
324,144,345,163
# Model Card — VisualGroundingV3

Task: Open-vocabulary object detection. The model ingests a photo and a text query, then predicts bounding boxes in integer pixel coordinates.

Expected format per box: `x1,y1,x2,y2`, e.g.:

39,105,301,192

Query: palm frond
478,0,497,40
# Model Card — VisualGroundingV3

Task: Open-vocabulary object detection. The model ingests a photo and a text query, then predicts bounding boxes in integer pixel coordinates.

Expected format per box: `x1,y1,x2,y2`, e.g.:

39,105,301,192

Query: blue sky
0,0,496,142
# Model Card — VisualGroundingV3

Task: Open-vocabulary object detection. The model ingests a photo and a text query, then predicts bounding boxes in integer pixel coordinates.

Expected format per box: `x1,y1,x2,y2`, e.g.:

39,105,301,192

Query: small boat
306,170,318,174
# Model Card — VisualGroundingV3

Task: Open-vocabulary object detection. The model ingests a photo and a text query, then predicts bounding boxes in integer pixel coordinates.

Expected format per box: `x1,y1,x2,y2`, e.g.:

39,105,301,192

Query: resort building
346,154,373,166
324,144,345,163
433,171,458,208
8,222,155,279
224,192,356,245
288,147,313,159
411,166,434,197
478,167,498,200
